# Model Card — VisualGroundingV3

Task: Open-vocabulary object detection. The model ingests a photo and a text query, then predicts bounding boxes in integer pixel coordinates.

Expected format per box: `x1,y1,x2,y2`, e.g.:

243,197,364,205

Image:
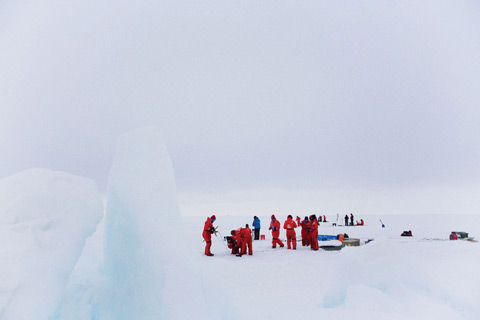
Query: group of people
226,224,253,257
296,215,320,250
344,213,364,226
225,217,260,256
268,214,321,250
203,214,325,256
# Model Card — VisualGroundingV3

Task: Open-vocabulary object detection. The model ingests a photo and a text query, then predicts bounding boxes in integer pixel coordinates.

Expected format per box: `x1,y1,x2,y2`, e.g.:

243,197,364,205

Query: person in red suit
296,216,301,227
203,215,216,256
228,229,242,254
301,216,311,246
283,215,298,249
239,224,253,256
269,215,284,248
309,214,319,251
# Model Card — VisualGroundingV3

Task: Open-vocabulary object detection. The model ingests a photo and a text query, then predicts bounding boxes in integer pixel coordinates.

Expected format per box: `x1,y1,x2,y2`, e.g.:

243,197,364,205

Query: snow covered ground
0,127,478,319
186,214,480,320
64,212,480,320
1,189,479,320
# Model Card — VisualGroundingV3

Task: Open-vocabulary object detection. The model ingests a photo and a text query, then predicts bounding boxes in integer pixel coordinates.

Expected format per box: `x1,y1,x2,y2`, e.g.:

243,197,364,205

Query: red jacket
270,219,281,237
232,228,242,246
204,217,213,233
241,227,252,241
284,218,297,237
301,220,311,232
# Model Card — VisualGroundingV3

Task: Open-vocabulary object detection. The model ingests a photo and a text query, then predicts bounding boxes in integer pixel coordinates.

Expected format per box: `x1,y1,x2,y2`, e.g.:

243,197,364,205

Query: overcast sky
1,1,480,215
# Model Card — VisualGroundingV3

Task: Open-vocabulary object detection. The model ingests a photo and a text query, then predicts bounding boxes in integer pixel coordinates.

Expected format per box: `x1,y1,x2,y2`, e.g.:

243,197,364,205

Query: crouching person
226,229,242,255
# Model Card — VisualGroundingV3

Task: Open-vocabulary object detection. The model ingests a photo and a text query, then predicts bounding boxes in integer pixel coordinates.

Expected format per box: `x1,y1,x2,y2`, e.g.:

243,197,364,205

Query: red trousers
203,231,212,255
241,239,253,255
272,231,284,248
302,229,310,246
286,230,296,249
310,231,318,250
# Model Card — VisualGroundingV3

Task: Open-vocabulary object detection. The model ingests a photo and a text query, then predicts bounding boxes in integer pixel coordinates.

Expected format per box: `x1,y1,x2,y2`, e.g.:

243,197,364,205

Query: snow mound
0,169,103,320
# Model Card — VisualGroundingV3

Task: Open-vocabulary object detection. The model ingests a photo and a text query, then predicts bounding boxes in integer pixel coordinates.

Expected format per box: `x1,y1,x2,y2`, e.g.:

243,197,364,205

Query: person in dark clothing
350,213,354,226
309,215,319,250
301,216,310,246
344,215,349,226
252,216,261,240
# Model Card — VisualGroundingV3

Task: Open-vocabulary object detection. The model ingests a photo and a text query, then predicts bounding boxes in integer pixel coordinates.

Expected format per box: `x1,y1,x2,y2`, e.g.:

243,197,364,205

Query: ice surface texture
0,169,103,320
97,126,214,320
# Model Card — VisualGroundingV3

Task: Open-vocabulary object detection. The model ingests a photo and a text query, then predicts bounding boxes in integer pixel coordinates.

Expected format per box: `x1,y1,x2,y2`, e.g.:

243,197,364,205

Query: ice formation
96,126,216,319
0,169,103,320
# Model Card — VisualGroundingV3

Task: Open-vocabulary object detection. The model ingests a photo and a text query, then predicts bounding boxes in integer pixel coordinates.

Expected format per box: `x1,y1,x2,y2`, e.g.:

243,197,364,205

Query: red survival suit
203,215,216,256
283,216,298,249
227,229,242,254
270,215,284,248
310,216,319,250
301,218,311,246
240,226,253,255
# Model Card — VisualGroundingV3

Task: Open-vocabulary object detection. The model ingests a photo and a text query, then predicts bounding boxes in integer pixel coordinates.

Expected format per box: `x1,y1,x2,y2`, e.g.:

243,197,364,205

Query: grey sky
1,1,480,214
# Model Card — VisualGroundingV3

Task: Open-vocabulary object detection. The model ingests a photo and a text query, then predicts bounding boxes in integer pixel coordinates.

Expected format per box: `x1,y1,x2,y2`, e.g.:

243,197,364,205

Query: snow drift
0,169,103,320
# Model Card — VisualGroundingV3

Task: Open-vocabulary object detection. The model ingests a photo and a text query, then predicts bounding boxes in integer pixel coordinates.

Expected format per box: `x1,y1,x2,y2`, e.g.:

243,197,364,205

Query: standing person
283,215,298,249
301,216,311,246
252,216,261,240
269,215,284,248
296,216,301,227
350,213,354,226
323,215,327,222
239,224,253,256
310,214,319,251
203,215,216,256
344,214,349,226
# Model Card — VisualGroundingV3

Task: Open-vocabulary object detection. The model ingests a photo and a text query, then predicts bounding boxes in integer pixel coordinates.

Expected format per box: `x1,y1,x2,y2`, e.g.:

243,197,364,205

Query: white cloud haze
1,0,480,214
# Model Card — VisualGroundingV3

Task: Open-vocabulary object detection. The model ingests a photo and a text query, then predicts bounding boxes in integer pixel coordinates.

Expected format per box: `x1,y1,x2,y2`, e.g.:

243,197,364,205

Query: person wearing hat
269,215,284,249
225,229,241,255
301,216,311,247
309,214,319,251
239,224,253,256
203,215,217,256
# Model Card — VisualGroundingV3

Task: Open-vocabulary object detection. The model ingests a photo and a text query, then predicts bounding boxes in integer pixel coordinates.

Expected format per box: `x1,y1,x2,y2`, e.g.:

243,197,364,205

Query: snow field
189,214,480,320
0,127,478,320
